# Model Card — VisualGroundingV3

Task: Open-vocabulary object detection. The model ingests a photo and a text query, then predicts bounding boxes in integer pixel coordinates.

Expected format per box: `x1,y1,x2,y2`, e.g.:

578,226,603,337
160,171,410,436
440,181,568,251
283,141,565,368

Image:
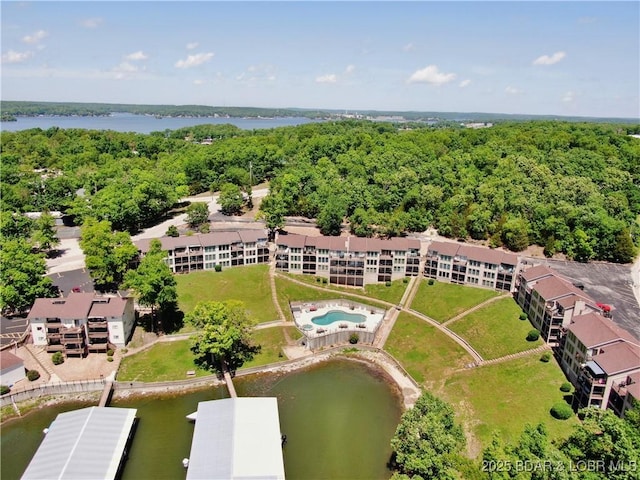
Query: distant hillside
1,100,637,124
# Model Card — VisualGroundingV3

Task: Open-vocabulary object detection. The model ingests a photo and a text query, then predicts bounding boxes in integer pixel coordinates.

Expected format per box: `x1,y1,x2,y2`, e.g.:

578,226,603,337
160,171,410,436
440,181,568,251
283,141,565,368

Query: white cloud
236,64,277,85
125,51,148,61
532,51,566,66
22,30,48,45
186,42,199,50
316,73,338,84
459,79,471,88
2,49,33,64
111,62,143,79
80,18,102,28
562,91,575,103
175,52,214,68
407,65,456,86
402,42,415,52
344,65,355,74
505,86,522,95
193,79,205,85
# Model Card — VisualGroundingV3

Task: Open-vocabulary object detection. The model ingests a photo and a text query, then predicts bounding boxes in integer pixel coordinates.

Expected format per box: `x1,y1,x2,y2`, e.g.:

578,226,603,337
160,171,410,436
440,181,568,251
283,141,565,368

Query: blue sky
2,1,639,118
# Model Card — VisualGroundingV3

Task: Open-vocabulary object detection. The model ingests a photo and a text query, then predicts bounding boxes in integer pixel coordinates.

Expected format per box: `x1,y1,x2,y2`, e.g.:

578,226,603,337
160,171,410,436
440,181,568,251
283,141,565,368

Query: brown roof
1,350,24,370
27,292,95,320
520,264,556,282
276,234,308,248
89,297,129,318
427,241,460,257
136,230,269,253
428,241,518,266
593,342,640,375
533,275,588,301
568,312,638,348
277,234,420,253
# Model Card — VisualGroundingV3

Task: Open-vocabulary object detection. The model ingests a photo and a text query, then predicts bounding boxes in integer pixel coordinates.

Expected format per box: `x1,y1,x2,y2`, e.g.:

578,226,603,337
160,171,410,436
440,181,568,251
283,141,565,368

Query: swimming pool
311,310,366,326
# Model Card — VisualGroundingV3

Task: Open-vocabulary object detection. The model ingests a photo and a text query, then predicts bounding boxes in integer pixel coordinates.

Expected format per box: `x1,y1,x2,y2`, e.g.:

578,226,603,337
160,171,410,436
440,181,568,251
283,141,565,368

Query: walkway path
441,293,511,327
480,343,551,367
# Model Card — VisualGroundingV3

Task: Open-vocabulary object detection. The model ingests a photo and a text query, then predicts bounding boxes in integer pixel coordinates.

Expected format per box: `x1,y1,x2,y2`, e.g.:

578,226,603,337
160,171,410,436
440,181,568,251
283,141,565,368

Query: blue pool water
311,310,366,326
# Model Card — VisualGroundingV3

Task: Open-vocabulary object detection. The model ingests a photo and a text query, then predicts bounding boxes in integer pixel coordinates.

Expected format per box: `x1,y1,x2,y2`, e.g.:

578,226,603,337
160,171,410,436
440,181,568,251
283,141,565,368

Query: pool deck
292,301,385,339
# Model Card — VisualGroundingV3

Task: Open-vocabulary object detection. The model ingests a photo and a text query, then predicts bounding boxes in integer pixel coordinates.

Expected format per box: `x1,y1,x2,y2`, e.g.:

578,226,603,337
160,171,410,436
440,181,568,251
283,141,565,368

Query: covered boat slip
187,397,285,480
21,406,137,480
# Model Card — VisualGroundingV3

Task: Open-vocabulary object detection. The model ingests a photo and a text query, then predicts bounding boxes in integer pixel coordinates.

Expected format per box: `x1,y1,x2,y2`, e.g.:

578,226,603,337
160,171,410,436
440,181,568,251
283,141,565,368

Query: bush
52,351,64,365
385,281,391,287
121,348,128,354
106,349,114,357
107,356,114,362
349,333,359,344
560,382,572,392
550,402,573,420
519,312,528,321
403,277,409,284
526,329,540,341
0,385,10,395
214,264,222,272
427,279,435,285
26,370,41,381
540,352,552,362
321,278,327,284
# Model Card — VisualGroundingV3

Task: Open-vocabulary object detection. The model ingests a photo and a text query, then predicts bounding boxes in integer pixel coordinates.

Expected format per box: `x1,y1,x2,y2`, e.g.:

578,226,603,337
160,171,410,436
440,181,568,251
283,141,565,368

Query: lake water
1,358,403,480
0,113,322,134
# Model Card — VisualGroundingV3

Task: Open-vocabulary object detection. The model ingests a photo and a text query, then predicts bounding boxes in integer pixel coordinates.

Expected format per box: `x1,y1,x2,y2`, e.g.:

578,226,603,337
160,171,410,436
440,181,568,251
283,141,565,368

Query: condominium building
275,234,421,286
560,312,640,414
134,230,270,273
423,241,519,292
515,265,602,344
28,292,135,356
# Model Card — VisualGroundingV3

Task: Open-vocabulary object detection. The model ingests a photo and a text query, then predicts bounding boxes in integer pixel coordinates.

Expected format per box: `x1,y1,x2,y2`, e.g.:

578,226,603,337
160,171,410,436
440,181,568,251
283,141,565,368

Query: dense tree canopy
0,238,54,314
2,120,639,261
79,218,138,291
390,391,466,479
123,239,177,330
186,300,260,373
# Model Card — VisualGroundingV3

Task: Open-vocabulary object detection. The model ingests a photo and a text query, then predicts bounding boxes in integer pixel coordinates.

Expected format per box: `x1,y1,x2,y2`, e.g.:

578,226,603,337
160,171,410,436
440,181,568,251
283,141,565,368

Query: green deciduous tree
0,211,33,240
390,391,466,480
560,406,640,480
185,202,210,230
186,300,259,373
257,193,286,240
317,198,345,236
165,225,179,237
123,239,177,332
31,211,60,253
79,218,138,291
219,183,244,216
0,238,54,314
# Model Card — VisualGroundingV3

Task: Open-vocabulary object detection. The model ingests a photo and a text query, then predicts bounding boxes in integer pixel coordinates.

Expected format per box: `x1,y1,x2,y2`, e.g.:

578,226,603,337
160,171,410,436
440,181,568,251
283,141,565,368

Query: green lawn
241,326,291,369
118,325,299,381
410,280,500,323
117,340,210,382
438,354,578,451
274,276,387,322
175,265,277,322
282,273,406,304
364,279,409,304
448,298,542,360
384,312,473,388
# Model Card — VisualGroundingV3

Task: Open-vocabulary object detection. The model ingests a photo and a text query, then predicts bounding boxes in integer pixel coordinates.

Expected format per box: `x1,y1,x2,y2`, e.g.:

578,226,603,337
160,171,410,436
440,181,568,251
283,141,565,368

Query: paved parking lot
524,257,640,339
0,315,29,347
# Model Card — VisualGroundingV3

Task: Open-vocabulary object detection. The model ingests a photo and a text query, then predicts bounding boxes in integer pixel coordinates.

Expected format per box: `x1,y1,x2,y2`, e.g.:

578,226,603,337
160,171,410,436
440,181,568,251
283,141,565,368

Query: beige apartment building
423,241,520,292
28,292,135,356
134,230,270,273
275,234,421,287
